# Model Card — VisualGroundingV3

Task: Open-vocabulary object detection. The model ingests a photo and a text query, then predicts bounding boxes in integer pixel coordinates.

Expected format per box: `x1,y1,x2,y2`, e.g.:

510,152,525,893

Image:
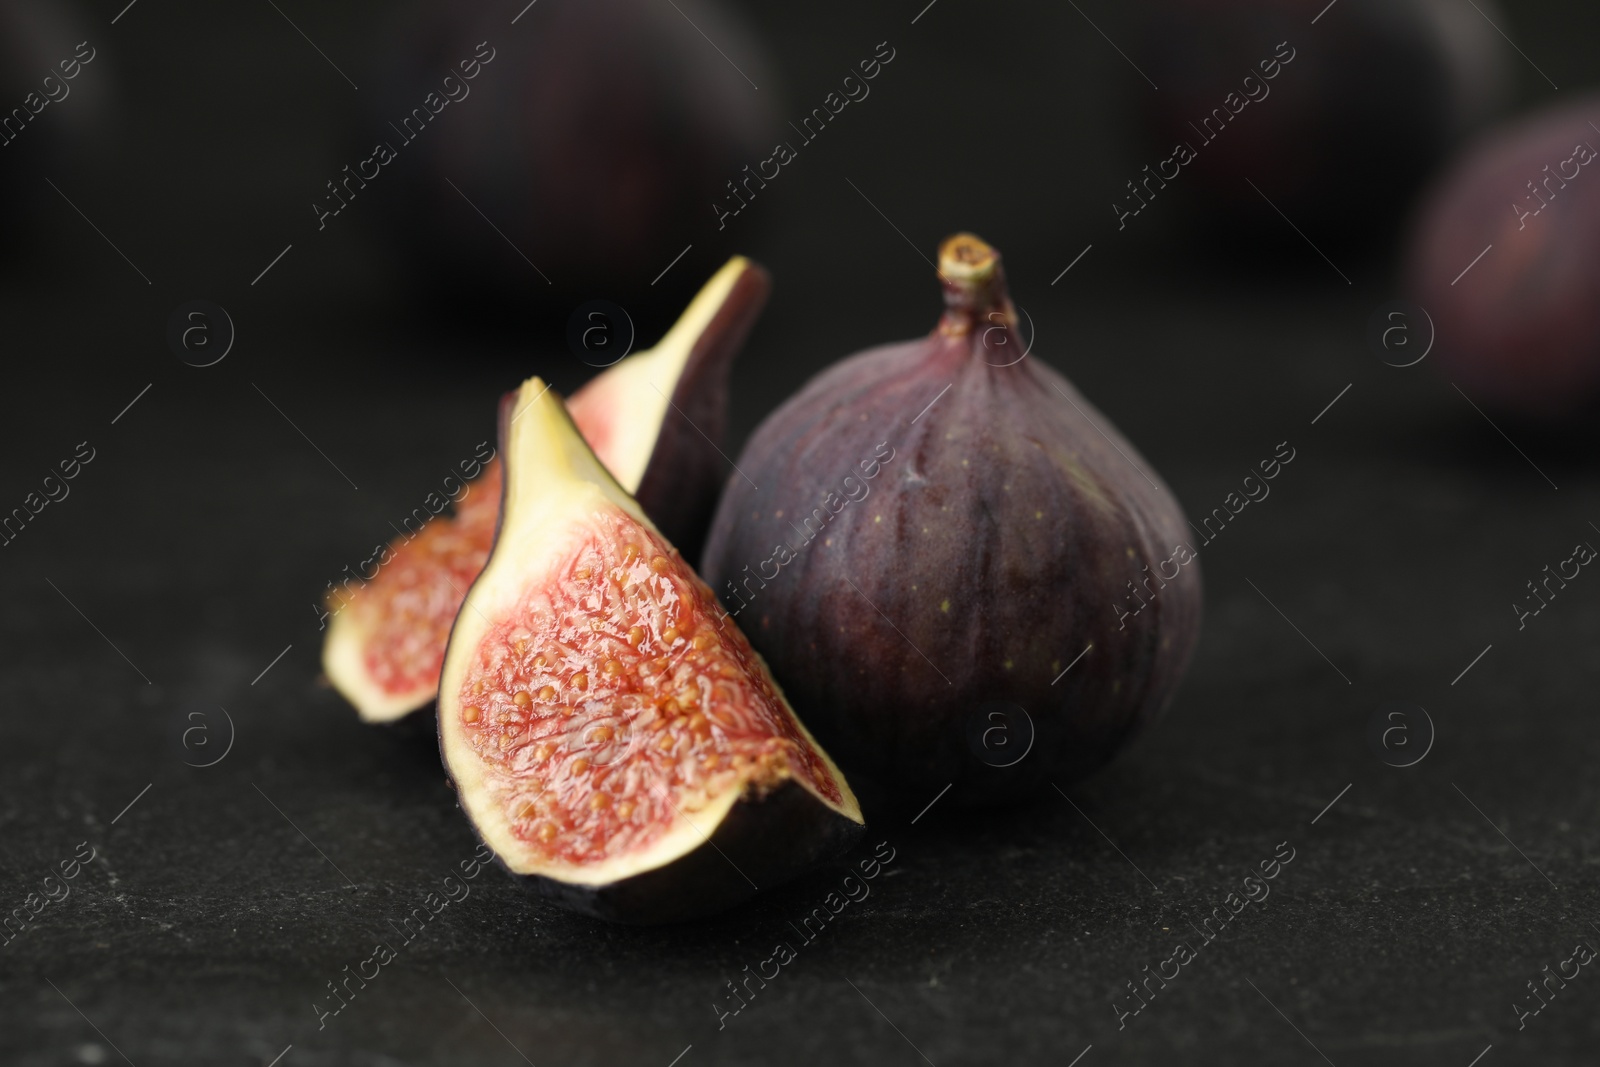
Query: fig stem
938,233,1017,336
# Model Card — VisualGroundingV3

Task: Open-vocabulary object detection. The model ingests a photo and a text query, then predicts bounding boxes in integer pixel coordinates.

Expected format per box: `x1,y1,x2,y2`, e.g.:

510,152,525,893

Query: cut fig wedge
323,257,768,723
437,377,862,924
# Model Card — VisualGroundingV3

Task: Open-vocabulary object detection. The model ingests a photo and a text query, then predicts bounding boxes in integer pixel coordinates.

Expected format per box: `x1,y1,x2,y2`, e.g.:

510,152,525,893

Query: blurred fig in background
363,0,776,325
1137,0,1507,249
1407,94,1600,420
0,0,110,261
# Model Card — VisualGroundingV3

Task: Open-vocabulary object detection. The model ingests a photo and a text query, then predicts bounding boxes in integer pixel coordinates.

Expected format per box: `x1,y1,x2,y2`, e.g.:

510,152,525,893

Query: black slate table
3,1,1599,1064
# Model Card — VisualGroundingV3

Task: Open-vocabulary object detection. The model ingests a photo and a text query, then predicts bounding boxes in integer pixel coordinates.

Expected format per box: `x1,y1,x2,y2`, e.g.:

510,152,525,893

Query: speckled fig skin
1406,93,1600,419
701,235,1202,805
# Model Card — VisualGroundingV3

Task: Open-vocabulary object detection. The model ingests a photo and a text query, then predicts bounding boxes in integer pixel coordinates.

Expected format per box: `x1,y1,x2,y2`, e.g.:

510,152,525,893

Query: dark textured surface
4,1,1600,1065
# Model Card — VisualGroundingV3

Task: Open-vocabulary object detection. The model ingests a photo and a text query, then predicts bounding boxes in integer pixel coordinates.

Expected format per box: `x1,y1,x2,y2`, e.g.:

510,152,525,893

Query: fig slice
323,257,769,723
437,378,862,924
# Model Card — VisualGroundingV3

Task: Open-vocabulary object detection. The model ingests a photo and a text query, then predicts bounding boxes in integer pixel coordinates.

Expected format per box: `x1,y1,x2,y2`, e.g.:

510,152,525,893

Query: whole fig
1137,0,1506,247
363,0,773,314
1406,93,1600,418
701,235,1202,804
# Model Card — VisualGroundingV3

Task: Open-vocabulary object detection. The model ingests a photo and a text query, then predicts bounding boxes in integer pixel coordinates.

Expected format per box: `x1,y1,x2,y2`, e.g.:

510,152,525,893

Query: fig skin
481,780,862,925
1138,0,1506,247
701,235,1202,805
1405,94,1600,419
615,257,770,564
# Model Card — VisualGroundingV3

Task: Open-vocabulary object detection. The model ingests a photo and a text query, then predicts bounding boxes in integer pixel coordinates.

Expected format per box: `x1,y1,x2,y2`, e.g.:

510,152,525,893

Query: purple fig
1138,0,1507,246
362,0,774,310
1406,93,1600,418
701,234,1203,805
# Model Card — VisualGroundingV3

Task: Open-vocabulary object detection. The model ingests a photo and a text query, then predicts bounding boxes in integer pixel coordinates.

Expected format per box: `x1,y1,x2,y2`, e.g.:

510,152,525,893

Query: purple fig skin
1406,94,1600,419
637,261,770,564
701,235,1202,805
